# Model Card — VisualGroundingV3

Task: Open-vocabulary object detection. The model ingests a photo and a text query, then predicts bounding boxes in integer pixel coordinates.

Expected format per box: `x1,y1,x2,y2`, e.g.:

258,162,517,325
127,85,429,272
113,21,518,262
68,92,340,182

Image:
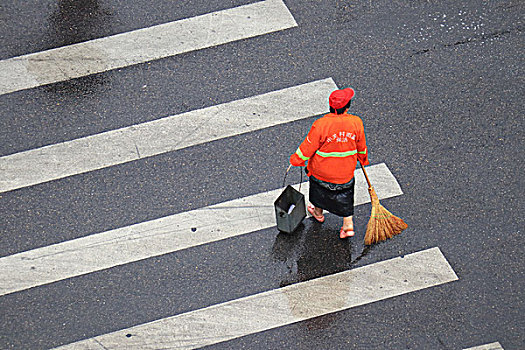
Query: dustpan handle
283,165,303,192
282,164,292,188
359,161,372,189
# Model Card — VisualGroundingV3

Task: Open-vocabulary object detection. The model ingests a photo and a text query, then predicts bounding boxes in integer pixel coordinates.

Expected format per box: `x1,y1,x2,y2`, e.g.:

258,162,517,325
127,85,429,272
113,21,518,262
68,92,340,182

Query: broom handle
359,162,373,189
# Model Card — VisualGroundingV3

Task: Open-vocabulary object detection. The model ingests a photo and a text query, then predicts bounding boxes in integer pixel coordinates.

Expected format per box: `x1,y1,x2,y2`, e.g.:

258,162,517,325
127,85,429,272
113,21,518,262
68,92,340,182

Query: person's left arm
356,118,369,166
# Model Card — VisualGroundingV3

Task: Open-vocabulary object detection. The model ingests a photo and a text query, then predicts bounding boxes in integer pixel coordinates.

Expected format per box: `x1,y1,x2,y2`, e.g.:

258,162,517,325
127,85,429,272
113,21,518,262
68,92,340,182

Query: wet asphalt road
0,0,524,349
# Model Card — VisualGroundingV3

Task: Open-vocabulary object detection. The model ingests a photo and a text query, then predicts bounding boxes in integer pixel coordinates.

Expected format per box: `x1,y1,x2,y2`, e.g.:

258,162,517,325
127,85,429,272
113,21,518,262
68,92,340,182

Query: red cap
328,88,355,109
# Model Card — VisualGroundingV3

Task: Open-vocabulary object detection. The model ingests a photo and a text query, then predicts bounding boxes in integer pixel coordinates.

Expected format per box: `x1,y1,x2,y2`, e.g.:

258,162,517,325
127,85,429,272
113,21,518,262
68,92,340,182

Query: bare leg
340,216,355,238
307,203,325,223
342,216,353,231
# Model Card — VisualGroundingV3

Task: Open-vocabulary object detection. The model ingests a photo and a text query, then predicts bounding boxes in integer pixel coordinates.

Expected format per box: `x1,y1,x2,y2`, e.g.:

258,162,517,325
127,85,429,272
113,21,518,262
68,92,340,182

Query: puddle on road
271,217,375,288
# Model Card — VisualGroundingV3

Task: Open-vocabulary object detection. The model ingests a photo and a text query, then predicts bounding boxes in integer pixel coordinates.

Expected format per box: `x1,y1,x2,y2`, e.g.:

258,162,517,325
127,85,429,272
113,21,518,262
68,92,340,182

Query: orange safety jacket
290,112,369,184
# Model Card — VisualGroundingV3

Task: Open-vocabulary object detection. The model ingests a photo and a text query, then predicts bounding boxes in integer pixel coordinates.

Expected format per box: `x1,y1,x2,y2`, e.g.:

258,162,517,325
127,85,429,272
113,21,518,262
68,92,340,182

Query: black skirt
309,177,355,217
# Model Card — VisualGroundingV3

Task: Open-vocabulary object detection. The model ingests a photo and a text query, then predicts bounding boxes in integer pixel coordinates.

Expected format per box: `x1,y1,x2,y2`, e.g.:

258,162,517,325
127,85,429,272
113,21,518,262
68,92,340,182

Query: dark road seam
410,25,523,57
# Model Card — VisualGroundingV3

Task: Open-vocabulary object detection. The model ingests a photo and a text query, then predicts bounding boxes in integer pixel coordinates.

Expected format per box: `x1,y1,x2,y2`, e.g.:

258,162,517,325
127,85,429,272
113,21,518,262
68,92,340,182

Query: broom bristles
364,187,408,245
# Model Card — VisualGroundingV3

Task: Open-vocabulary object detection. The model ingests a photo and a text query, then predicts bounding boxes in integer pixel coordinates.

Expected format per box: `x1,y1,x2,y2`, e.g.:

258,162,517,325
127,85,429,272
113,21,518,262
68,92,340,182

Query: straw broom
360,163,408,245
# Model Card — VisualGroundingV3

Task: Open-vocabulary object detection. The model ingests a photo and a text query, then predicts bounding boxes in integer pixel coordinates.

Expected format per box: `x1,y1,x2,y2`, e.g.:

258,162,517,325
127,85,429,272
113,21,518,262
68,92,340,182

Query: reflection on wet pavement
49,0,113,47
43,0,113,95
272,221,354,287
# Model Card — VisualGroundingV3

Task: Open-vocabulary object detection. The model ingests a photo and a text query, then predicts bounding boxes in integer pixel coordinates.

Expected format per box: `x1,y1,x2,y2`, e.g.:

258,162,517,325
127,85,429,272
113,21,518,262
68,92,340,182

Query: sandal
307,203,325,223
340,227,355,239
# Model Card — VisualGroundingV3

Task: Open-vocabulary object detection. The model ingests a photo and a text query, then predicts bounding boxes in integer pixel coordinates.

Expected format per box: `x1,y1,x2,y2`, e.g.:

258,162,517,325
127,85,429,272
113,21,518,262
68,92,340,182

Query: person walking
289,87,369,239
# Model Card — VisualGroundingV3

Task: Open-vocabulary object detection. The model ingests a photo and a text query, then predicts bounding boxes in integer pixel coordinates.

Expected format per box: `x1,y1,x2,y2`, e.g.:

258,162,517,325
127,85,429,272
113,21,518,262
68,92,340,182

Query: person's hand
289,154,305,167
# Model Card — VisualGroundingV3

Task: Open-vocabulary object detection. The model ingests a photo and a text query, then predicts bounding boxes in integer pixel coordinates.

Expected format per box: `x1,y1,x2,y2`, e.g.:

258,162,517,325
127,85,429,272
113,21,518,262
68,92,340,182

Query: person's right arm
289,123,321,166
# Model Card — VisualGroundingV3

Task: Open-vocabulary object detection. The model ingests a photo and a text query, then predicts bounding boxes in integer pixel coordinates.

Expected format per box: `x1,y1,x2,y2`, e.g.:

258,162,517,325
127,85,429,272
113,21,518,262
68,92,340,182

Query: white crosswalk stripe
52,247,458,350
0,0,297,96
463,342,504,350
0,163,402,296
0,78,336,193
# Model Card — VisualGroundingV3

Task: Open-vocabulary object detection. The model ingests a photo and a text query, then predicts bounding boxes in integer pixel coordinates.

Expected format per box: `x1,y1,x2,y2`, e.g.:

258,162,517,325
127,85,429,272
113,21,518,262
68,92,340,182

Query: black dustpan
274,166,306,233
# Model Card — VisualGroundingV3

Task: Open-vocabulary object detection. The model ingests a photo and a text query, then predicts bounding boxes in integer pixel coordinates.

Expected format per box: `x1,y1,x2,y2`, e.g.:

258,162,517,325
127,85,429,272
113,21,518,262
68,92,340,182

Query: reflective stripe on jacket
290,112,369,184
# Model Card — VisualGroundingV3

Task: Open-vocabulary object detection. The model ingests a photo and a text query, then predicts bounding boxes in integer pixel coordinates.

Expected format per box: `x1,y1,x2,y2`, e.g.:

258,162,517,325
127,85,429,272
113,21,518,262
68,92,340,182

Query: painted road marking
464,342,504,350
0,78,336,193
0,0,297,96
0,163,402,296
52,247,458,350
